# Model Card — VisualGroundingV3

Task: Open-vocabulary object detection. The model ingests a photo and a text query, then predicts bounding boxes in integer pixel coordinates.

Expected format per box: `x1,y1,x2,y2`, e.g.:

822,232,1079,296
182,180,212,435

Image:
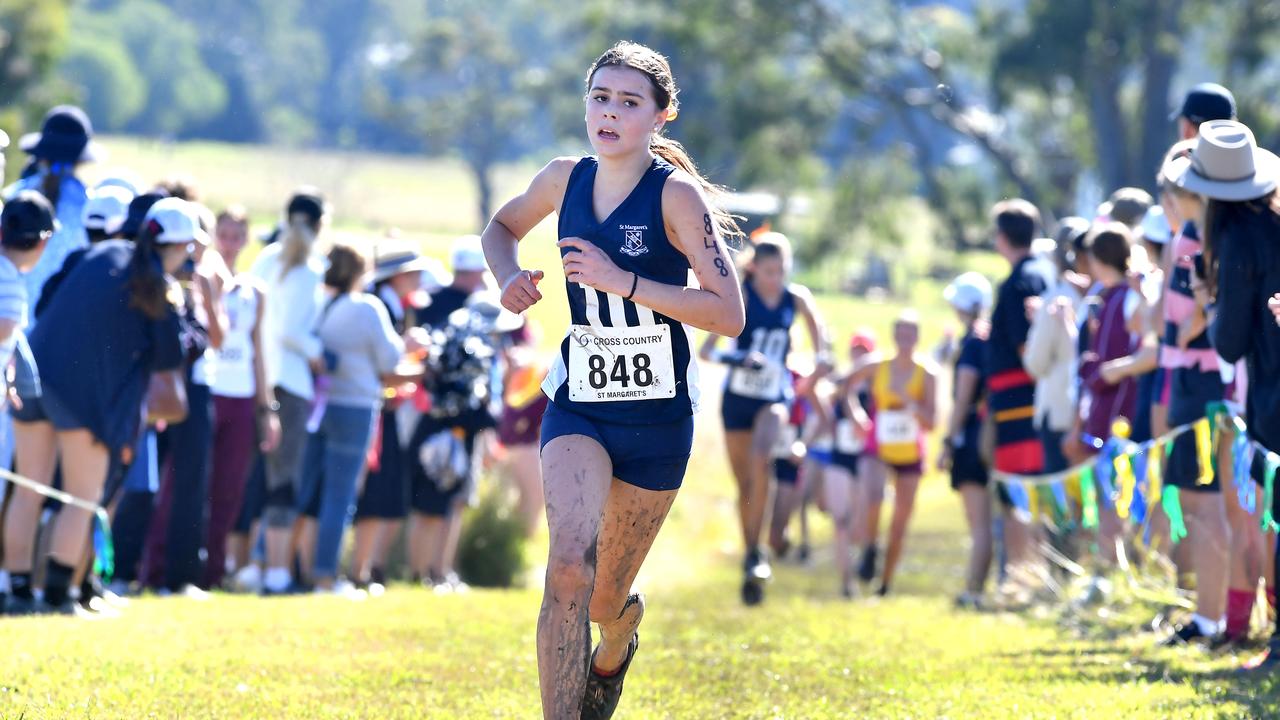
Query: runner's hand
559,238,631,296
1269,293,1280,325
744,351,768,370
500,269,544,314
259,410,282,453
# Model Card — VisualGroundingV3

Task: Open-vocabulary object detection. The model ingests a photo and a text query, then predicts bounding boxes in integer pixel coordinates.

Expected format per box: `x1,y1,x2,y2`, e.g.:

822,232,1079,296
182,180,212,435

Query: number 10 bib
568,324,676,403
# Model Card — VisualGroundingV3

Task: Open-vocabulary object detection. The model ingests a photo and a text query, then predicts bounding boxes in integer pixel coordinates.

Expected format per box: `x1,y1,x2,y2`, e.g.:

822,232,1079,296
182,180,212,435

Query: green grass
7,137,1275,718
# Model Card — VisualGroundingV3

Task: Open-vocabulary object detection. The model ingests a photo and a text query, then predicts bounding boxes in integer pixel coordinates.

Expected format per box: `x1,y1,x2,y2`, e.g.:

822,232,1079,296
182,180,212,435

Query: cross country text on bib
568,324,676,403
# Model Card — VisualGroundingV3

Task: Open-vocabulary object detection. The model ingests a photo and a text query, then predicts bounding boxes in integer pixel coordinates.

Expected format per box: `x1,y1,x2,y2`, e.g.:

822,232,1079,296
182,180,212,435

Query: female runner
700,232,829,605
482,42,746,719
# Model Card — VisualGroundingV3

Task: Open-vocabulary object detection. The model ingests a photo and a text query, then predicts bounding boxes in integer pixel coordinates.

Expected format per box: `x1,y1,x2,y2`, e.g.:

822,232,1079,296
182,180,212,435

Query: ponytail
128,219,178,320
278,213,318,282
40,161,68,210
649,134,742,243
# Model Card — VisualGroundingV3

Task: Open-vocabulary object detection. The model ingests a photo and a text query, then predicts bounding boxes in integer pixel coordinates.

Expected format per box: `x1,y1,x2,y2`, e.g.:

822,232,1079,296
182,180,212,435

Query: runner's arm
918,366,938,432
484,157,578,314
792,284,832,374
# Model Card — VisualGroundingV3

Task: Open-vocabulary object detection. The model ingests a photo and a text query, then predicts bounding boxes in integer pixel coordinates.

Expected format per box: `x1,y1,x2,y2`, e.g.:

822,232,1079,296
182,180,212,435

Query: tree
0,0,72,178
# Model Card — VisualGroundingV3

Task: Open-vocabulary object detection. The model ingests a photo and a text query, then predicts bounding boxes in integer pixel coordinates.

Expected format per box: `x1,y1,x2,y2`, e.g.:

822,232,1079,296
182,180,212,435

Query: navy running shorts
720,392,781,432
540,400,693,492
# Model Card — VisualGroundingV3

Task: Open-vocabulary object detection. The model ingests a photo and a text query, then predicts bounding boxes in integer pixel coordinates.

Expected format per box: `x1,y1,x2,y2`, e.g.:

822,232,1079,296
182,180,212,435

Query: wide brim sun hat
1163,119,1280,202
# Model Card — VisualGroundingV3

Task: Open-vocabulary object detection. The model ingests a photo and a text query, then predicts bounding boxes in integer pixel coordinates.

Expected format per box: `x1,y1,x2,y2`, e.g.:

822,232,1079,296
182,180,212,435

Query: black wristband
624,272,639,301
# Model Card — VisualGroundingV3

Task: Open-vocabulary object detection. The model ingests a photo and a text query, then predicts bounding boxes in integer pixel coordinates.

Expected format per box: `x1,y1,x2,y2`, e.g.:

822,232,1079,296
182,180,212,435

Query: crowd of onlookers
0,105,550,616
755,82,1280,668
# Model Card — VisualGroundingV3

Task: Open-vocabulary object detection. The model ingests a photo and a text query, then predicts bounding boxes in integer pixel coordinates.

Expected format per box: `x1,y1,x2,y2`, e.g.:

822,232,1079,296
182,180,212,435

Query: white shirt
249,243,324,401
210,279,261,399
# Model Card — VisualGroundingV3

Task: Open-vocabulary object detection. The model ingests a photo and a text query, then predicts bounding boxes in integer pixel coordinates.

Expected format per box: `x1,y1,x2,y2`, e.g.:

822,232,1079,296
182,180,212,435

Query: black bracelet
624,272,639,301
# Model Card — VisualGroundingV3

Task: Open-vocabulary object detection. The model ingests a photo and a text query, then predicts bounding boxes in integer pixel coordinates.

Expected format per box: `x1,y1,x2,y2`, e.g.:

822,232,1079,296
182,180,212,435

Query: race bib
835,418,866,455
568,324,676,403
728,361,784,400
876,409,920,447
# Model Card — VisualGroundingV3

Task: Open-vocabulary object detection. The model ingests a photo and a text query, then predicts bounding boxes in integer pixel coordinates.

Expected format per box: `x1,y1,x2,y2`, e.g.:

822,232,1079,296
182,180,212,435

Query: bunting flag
1233,424,1257,514
1004,481,1032,521
92,509,115,581
1163,486,1188,544
1096,444,1117,510
1080,465,1099,530
1114,451,1136,521
1049,481,1070,525
1130,449,1149,525
1264,454,1280,534
1195,417,1215,486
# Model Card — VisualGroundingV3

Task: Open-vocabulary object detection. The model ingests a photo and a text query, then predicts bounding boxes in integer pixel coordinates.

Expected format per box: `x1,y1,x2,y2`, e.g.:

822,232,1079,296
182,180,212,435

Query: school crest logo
620,225,649,257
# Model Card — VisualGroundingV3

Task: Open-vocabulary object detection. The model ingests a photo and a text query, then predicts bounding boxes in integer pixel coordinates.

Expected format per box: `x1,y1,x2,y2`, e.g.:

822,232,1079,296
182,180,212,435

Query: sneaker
744,549,772,583
233,565,264,594
314,580,367,601
840,578,859,600
581,633,639,720
5,595,38,616
442,572,470,594
741,577,764,606
954,592,983,610
797,544,812,564
875,583,890,598
1209,632,1261,653
857,546,878,583
1160,622,1213,647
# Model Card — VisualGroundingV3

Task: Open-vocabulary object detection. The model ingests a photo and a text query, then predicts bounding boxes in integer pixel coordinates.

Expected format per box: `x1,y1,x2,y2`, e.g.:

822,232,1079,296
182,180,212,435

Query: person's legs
164,382,214,591
588,477,678,672
822,465,855,594
958,484,994,596
3,421,57,575
437,506,466,580
723,431,756,549
263,387,311,592
1181,490,1231,627
204,395,257,589
407,512,432,580
3,420,57,606
880,470,921,593
311,406,376,587
768,461,801,557
537,434,612,719
856,456,888,580
44,430,110,607
744,405,784,553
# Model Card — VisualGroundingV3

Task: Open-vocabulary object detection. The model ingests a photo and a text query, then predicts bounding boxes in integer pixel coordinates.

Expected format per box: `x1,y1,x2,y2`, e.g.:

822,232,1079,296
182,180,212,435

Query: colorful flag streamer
1080,466,1099,530
1264,454,1280,534
1114,450,1136,520
1163,486,1188,544
1233,424,1257,514
1195,417,1215,486
92,509,114,581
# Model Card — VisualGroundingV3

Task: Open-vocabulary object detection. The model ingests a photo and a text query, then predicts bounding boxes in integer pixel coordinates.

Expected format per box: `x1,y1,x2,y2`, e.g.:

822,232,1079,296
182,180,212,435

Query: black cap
119,191,169,239
1,190,57,250
286,187,326,226
1172,83,1237,125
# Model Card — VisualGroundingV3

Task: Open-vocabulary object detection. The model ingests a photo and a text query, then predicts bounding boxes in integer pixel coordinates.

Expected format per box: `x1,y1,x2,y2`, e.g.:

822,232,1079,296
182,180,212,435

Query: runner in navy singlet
480,42,746,720
699,232,829,605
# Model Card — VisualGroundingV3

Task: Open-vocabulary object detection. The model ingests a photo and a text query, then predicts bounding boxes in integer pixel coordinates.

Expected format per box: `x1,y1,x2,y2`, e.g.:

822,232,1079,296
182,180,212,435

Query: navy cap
1172,83,1237,124
19,105,104,164
1,190,58,249
119,191,170,239
286,187,326,225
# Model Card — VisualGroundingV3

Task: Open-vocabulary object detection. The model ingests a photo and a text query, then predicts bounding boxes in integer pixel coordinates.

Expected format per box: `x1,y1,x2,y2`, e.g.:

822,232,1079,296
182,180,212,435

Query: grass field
4,138,1278,718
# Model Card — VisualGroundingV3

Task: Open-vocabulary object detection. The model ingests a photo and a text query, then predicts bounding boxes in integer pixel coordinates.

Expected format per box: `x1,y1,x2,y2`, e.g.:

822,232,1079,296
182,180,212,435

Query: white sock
1192,613,1220,636
264,567,292,592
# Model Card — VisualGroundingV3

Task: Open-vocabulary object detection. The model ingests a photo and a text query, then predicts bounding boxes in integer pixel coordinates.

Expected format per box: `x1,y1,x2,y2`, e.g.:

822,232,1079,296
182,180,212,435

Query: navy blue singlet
542,156,698,425
723,281,796,404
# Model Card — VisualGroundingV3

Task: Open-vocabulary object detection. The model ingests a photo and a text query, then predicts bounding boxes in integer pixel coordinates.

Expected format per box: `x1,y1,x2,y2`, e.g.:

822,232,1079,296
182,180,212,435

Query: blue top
542,156,697,425
28,241,184,453
3,172,89,328
724,281,796,404
955,329,988,431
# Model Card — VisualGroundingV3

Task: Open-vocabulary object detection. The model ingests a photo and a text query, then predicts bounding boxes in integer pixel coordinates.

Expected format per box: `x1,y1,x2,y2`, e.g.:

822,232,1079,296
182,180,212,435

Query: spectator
1166,119,1280,667
351,247,433,592
0,192,55,615
407,235,492,588
4,106,101,327
298,243,404,593
1172,83,1236,141
938,273,994,608
250,189,328,595
9,199,192,613
202,207,279,590
985,199,1052,567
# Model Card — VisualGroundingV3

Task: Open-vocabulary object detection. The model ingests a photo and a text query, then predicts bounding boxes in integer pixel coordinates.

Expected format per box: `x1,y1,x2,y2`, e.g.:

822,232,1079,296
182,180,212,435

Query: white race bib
835,418,866,455
875,409,920,447
568,324,676,403
728,361,784,400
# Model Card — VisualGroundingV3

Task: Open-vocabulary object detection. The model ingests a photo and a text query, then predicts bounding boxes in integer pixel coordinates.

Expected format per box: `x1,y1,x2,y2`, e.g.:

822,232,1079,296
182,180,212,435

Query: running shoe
797,543,812,564
1241,637,1280,672
744,549,772,582
857,545,878,583
581,633,639,720
1160,622,1213,647
4,595,38,616
954,592,982,611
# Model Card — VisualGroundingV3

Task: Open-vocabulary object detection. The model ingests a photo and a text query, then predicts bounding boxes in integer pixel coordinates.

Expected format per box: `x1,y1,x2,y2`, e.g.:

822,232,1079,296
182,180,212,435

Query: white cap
451,234,487,273
144,197,211,246
82,185,133,234
944,271,994,314
95,173,142,197
1140,205,1171,245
